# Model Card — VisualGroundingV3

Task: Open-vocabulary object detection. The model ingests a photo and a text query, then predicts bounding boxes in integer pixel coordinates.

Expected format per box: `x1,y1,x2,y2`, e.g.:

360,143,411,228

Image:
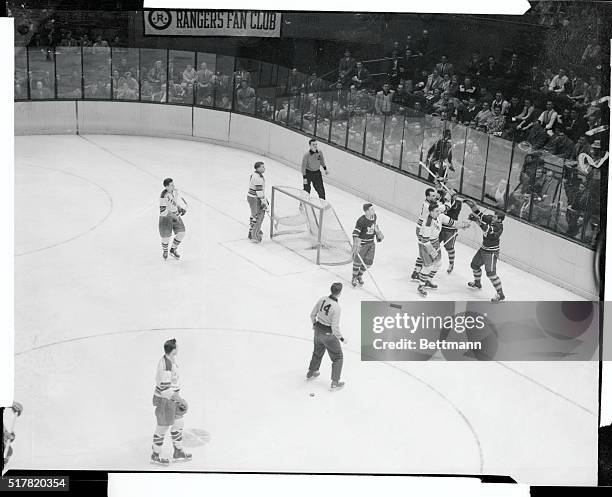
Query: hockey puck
309,392,315,397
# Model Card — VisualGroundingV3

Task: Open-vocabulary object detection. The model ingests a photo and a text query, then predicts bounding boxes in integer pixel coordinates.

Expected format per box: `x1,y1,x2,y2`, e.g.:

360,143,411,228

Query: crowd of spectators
13,20,607,245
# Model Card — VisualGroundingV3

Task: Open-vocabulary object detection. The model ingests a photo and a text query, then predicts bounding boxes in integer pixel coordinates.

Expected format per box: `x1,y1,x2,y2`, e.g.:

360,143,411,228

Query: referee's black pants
304,169,326,199
308,322,343,382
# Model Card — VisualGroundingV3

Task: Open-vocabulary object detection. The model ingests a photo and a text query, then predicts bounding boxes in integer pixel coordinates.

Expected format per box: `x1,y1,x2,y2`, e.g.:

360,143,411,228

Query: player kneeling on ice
351,203,384,287
159,178,187,260
417,202,470,297
306,282,346,391
151,339,192,465
247,161,269,243
463,199,506,303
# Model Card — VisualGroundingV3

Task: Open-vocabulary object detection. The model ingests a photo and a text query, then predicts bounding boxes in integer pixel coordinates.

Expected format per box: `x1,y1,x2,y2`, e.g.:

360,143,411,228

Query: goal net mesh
270,186,353,265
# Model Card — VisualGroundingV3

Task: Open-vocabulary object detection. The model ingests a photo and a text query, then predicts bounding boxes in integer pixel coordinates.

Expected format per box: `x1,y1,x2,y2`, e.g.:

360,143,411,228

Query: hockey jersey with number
310,295,342,339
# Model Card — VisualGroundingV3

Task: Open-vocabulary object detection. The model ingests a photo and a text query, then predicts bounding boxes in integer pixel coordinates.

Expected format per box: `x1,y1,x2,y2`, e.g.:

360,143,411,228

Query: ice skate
411,271,420,282
447,263,454,274
467,280,482,290
424,280,438,290
356,275,364,286
170,248,181,260
162,250,168,261
491,292,506,303
417,285,428,297
151,452,169,466
173,447,192,463
351,277,359,287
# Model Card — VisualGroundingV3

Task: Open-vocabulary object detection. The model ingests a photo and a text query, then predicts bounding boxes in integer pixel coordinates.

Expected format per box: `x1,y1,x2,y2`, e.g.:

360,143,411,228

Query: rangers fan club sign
144,10,282,37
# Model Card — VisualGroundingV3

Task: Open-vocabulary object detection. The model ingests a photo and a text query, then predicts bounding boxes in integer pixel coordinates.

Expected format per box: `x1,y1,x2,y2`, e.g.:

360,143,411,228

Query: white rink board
13,100,598,298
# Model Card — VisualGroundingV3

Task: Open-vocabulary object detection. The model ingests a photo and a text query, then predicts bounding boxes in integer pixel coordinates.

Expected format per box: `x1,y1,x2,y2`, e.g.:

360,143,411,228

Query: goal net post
270,186,353,266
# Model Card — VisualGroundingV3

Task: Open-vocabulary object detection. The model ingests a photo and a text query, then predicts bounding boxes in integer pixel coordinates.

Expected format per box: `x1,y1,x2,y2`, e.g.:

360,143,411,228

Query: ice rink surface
12,134,598,484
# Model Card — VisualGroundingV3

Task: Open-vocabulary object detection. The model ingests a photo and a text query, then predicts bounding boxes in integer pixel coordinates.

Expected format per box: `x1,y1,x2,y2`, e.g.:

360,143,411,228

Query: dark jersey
442,199,463,230
353,214,378,242
473,208,502,251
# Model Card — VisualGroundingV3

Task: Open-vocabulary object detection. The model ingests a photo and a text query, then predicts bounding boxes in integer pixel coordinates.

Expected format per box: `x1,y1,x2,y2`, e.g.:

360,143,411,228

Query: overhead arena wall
14,100,598,299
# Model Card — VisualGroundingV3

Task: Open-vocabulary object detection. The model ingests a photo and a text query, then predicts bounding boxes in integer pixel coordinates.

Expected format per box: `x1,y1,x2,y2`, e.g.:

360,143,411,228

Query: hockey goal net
270,186,353,265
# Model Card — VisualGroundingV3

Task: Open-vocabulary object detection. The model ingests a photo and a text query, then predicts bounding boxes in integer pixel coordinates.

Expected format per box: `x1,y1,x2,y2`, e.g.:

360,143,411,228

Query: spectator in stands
459,97,479,124
546,68,569,95
287,68,304,95
539,68,554,93
79,33,92,47
475,101,493,128
153,73,168,102
424,68,443,96
544,126,574,159
182,64,197,88
351,61,371,90
236,80,255,114
124,71,138,91
504,53,522,81
116,80,136,100
480,55,502,85
31,80,51,99
306,72,323,93
402,49,419,82
374,83,394,116
447,74,460,98
486,106,506,135
93,34,109,50
466,51,483,81
218,94,232,110
566,76,589,107
584,76,602,106
524,65,544,97
197,62,213,85
276,101,296,125
565,108,588,143
491,91,510,115
169,76,186,102
566,180,588,237
387,41,402,59
111,35,121,47
338,49,356,86
532,169,560,227
457,76,477,103
416,29,431,67
538,100,559,135
405,34,414,51
477,84,494,105
148,60,165,89
387,52,402,87
526,121,550,150
432,91,452,116
440,73,452,94
506,95,523,122
141,80,153,101
513,98,536,134
59,30,78,47
435,55,454,77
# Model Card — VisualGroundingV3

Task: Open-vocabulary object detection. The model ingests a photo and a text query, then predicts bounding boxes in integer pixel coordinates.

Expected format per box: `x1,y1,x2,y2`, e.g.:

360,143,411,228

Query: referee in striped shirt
306,282,345,390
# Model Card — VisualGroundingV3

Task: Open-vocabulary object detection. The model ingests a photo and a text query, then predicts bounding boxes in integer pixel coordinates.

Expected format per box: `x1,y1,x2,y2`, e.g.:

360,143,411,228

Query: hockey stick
419,160,453,195
354,249,390,303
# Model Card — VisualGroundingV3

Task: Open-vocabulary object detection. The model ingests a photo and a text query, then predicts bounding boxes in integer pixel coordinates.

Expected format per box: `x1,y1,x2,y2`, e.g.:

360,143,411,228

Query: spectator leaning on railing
374,83,394,116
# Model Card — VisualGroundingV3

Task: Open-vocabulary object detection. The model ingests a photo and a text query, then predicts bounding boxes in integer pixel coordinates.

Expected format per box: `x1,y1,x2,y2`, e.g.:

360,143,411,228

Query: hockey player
417,202,470,297
159,178,187,260
352,203,384,287
411,188,440,281
426,128,455,185
151,339,192,465
306,282,346,390
463,199,506,302
247,161,269,242
438,189,463,273
302,138,329,199
2,402,23,467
